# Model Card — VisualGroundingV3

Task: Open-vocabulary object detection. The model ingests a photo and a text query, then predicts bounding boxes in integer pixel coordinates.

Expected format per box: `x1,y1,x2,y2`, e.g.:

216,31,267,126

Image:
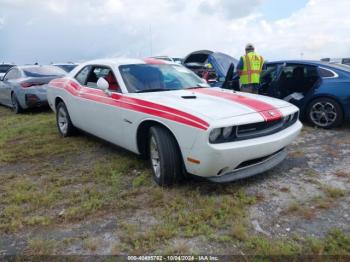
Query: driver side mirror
97,77,109,91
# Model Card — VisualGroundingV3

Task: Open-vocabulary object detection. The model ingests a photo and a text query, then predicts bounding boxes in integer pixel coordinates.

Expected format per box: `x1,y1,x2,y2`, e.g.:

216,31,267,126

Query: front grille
234,111,299,141
210,111,299,144
237,119,283,139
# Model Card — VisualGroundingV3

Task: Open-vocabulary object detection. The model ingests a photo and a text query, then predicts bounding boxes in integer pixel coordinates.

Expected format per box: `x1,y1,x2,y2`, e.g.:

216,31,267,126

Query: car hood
129,88,292,121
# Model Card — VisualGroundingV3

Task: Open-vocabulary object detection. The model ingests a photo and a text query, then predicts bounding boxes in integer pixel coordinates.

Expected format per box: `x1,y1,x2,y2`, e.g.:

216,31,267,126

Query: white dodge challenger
47,58,302,186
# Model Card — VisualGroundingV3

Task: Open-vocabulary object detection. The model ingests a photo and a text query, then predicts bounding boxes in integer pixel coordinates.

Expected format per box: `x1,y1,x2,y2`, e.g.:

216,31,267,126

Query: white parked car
47,58,302,186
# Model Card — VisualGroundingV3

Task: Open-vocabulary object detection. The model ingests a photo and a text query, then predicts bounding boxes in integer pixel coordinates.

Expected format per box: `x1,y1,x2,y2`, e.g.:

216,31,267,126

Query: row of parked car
148,51,350,129
1,52,348,186
179,50,350,129
1,52,350,129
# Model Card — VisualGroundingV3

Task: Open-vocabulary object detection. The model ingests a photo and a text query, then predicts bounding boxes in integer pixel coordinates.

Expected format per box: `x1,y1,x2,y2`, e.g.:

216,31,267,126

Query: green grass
26,238,60,255
0,108,148,232
0,110,98,163
281,201,316,220
245,229,350,255
1,107,350,255
322,185,347,199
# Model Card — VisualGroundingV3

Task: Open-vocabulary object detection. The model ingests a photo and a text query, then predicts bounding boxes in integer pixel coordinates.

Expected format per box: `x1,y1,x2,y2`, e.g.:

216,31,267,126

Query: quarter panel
121,110,203,155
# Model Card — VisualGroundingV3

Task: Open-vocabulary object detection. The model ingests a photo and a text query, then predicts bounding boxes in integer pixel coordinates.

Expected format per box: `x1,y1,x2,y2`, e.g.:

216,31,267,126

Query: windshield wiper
136,88,177,93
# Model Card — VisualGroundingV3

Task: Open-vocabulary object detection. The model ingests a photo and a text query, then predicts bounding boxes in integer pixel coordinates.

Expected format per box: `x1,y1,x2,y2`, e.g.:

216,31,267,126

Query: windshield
0,65,13,73
23,66,66,77
119,64,208,93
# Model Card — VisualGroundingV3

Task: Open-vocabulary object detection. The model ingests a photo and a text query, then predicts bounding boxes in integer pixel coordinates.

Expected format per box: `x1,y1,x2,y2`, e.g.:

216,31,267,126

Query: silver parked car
0,65,66,113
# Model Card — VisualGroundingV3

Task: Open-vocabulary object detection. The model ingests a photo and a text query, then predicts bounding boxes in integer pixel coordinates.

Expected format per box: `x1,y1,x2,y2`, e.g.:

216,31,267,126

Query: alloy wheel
150,136,161,178
310,101,337,127
58,107,68,135
11,95,18,112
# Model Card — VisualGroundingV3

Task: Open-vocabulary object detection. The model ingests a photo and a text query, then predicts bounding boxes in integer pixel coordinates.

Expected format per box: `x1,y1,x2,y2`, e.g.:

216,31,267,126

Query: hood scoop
181,95,197,99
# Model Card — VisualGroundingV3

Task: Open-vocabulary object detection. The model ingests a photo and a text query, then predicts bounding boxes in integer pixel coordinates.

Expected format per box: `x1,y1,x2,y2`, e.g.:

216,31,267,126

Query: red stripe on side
111,94,209,128
193,88,282,122
54,79,209,130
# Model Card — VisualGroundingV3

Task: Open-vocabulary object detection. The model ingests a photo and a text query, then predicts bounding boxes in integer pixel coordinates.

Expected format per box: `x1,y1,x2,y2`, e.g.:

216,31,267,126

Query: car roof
53,63,77,65
266,60,329,65
77,57,177,67
17,65,59,69
266,60,350,73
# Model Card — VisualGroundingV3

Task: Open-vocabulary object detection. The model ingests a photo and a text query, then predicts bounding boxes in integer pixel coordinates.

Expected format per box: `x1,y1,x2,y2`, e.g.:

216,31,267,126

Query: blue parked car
183,50,238,87
223,60,350,129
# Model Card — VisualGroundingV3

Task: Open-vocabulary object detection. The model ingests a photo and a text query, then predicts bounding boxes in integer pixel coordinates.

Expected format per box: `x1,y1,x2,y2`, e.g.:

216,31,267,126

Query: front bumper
185,121,302,180
206,148,287,183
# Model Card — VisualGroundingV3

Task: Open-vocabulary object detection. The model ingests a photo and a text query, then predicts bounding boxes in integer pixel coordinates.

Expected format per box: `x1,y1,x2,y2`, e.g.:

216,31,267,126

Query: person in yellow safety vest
237,43,265,94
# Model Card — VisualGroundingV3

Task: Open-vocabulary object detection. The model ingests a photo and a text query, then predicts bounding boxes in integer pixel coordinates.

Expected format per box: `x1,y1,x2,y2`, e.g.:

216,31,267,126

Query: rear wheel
11,93,22,114
149,126,182,186
56,102,76,137
307,97,343,128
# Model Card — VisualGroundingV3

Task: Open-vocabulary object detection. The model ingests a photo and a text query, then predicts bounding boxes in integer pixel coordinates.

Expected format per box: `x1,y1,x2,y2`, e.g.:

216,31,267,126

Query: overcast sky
0,0,349,64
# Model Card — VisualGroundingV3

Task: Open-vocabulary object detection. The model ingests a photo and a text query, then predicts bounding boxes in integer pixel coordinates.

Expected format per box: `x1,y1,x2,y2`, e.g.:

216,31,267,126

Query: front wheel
149,126,182,186
11,93,23,114
56,102,76,137
306,98,343,129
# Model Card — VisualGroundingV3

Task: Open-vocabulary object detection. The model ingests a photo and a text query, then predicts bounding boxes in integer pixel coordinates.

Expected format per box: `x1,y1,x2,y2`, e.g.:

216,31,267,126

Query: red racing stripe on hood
144,58,166,65
193,88,282,122
112,94,210,128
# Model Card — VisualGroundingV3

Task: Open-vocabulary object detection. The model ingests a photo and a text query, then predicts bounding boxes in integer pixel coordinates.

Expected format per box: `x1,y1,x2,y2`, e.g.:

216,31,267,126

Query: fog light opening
217,167,229,176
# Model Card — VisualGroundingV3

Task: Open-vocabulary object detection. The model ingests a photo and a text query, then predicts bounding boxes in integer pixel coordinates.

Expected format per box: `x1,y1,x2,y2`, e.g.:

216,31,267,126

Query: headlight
283,114,291,123
222,126,233,139
209,128,222,143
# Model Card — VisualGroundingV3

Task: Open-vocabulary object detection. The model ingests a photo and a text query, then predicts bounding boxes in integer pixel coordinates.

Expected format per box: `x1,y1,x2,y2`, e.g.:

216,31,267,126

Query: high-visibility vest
239,52,264,85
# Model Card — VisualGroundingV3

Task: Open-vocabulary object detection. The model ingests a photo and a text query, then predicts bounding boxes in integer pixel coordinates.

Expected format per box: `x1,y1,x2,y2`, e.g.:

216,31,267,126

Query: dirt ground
0,106,349,256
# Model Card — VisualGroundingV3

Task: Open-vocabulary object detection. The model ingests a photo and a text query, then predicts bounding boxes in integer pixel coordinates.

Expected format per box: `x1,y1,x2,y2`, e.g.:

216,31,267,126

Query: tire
306,97,343,128
56,102,76,137
11,93,23,114
148,126,182,186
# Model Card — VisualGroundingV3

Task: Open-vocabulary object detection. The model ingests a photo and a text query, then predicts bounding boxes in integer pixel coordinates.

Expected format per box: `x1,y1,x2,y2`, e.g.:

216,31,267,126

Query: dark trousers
240,84,260,94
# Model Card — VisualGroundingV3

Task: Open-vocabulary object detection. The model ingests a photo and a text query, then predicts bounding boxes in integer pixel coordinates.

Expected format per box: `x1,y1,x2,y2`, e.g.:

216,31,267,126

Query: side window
281,64,318,80
4,68,20,80
262,64,279,81
86,66,120,91
319,68,336,78
279,64,319,94
75,66,91,85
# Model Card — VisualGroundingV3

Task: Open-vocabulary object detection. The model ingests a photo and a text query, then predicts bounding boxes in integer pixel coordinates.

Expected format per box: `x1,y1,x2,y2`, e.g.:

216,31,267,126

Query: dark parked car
0,65,66,113
224,60,350,128
52,63,78,73
183,50,238,87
